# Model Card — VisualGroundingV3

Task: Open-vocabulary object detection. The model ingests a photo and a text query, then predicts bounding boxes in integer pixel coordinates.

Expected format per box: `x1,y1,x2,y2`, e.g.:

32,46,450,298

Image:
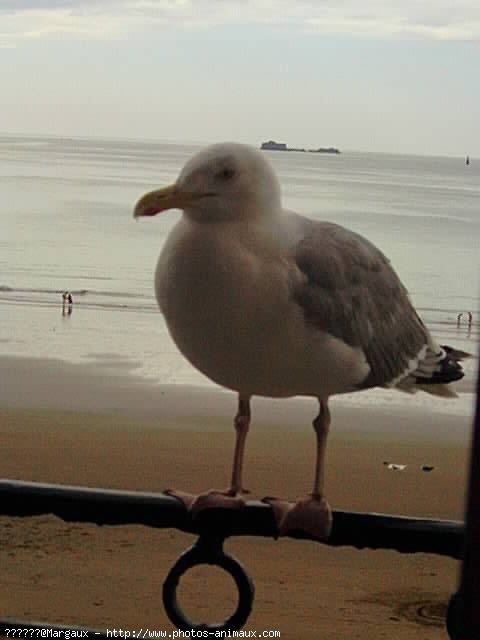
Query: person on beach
62,291,73,316
457,311,474,328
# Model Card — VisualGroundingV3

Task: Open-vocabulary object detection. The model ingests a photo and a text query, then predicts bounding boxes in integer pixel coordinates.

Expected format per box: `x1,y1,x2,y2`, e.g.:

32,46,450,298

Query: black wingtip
415,347,464,385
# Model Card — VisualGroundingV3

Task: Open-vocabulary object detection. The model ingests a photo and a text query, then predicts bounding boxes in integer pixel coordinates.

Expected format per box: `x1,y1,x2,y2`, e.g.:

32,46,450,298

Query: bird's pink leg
166,395,251,513
229,395,251,494
263,399,333,540
312,399,330,499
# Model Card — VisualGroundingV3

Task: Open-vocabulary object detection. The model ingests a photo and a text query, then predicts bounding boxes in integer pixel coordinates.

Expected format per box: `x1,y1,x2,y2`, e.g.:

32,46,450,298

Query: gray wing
290,219,428,389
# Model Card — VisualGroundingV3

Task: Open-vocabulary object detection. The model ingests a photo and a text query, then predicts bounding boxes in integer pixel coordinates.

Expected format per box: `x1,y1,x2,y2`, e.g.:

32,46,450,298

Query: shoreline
1,293,477,397
2,352,476,412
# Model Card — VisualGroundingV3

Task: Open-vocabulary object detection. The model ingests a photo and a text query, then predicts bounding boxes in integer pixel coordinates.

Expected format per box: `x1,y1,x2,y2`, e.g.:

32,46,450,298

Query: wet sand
0,356,474,639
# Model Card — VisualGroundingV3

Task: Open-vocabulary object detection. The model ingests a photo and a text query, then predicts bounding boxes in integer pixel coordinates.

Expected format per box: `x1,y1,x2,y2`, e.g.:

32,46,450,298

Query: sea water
1,134,478,412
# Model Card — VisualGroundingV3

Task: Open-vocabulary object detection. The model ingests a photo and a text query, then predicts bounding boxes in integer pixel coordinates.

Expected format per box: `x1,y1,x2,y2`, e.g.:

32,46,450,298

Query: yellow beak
133,184,202,218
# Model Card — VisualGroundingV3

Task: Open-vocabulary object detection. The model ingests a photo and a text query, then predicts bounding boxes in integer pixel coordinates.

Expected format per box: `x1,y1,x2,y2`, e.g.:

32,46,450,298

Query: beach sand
0,356,474,639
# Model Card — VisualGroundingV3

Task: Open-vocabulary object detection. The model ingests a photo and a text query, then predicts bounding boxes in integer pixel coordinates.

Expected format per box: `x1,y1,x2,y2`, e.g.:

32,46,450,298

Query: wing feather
291,220,428,388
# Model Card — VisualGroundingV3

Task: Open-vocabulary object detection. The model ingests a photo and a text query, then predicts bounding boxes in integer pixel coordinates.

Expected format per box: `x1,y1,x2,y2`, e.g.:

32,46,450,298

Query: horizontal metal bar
0,479,464,558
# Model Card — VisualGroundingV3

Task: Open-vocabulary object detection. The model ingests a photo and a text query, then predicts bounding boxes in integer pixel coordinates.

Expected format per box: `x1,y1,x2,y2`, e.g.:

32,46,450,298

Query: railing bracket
163,535,255,631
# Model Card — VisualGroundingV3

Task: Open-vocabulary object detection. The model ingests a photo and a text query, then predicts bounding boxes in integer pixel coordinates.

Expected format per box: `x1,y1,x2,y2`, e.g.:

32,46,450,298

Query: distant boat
466,155,470,165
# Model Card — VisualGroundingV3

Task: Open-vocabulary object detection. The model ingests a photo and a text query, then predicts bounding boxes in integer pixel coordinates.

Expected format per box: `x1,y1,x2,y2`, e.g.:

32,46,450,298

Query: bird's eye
216,168,236,181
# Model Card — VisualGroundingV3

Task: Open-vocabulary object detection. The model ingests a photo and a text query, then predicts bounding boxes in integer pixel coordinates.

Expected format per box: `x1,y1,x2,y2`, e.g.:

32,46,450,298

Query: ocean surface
1,134,478,414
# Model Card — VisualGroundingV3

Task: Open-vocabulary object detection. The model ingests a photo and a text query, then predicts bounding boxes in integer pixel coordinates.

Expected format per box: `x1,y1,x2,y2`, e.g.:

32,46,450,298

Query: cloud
1,0,479,47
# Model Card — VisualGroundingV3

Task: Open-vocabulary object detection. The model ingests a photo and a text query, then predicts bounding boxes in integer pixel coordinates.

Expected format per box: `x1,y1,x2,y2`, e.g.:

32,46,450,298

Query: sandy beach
0,355,474,639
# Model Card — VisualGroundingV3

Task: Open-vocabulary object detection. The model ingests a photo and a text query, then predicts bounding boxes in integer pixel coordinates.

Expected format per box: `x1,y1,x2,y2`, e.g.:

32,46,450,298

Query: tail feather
441,344,473,361
414,345,464,387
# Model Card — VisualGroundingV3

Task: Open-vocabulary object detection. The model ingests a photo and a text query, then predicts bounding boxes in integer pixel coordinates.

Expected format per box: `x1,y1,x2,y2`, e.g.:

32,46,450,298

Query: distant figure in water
62,291,73,316
457,312,473,328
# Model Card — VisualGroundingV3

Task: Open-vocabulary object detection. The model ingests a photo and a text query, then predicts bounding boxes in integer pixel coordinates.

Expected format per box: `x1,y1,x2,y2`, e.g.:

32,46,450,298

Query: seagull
134,142,464,539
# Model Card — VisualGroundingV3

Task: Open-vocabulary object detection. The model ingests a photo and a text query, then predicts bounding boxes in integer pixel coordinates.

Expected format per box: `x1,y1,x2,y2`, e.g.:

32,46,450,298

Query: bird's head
133,142,282,224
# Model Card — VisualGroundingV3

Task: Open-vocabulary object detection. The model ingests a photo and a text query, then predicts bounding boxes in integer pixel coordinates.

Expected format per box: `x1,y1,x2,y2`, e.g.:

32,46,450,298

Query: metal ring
163,540,255,631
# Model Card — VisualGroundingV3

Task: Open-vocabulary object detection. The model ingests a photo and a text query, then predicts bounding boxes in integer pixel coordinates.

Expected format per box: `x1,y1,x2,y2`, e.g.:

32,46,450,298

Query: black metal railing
0,478,466,635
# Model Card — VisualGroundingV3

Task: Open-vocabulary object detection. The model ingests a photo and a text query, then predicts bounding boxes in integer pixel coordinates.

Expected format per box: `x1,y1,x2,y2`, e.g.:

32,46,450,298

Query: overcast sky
1,1,479,156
